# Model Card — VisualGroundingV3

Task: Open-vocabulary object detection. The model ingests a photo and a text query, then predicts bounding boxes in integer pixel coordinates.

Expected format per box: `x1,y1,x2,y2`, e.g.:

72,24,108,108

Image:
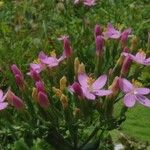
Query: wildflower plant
0,21,150,150
0,16,150,150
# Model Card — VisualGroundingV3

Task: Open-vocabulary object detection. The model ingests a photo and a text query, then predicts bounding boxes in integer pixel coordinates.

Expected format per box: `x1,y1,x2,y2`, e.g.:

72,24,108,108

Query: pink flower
119,78,150,107
123,51,150,66
11,64,25,89
70,73,112,100
38,51,64,68
83,0,96,6
0,90,8,110
103,23,121,39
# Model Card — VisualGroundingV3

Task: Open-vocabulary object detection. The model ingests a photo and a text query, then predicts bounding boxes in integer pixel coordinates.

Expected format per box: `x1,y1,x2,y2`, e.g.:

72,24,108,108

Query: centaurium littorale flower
103,23,121,39
123,51,150,66
38,51,64,68
119,78,150,107
70,73,112,100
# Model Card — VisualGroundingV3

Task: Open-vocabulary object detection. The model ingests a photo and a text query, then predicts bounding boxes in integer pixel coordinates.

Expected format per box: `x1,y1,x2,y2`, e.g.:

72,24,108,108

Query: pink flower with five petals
123,51,150,66
70,73,112,100
119,78,150,107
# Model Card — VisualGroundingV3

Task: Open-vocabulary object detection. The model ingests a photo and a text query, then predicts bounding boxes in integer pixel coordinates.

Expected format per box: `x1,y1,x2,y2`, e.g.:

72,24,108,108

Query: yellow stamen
33,58,40,64
132,79,142,88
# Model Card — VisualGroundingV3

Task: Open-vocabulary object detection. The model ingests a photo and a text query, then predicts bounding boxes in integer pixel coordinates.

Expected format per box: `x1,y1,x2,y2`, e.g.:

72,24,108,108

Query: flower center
87,77,95,92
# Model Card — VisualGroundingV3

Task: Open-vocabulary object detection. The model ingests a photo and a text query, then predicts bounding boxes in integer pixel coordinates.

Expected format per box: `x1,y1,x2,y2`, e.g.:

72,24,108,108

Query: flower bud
121,29,131,49
35,81,45,93
130,36,138,51
7,91,25,109
108,76,120,98
11,64,25,90
29,69,41,81
78,63,85,74
74,57,80,75
95,35,103,56
60,94,68,109
32,88,38,101
94,24,102,37
37,91,50,109
59,76,67,91
121,55,132,77
52,87,62,98
63,37,72,58
15,74,25,90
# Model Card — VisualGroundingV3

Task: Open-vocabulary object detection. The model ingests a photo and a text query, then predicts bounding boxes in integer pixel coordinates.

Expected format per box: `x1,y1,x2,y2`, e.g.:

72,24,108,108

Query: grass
0,0,150,145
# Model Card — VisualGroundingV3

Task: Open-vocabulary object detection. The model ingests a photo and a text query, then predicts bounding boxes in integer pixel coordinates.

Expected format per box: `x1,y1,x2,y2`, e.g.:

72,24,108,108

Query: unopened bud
130,36,138,51
59,76,67,91
7,90,25,110
96,35,104,56
52,87,62,98
108,76,120,98
38,92,50,109
32,88,38,101
11,64,25,90
74,57,80,75
94,24,102,37
63,37,72,58
121,55,132,77
78,63,85,74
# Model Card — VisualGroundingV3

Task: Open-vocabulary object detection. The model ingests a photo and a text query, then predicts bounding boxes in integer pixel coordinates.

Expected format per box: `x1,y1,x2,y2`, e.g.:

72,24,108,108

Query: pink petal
71,82,83,97
95,90,112,96
119,78,133,93
92,75,107,90
144,58,150,66
78,73,88,87
30,63,44,74
124,93,136,107
135,88,150,95
40,57,58,65
38,51,47,59
135,52,146,62
0,90,3,101
82,88,96,100
136,95,150,107
0,102,8,110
